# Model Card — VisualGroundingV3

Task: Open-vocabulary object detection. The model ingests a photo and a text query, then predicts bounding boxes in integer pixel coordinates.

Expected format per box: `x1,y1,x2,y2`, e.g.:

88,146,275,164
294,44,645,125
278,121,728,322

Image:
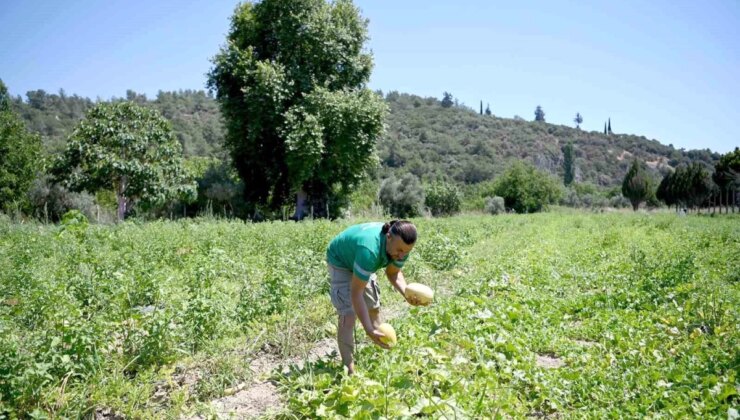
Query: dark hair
381,220,417,244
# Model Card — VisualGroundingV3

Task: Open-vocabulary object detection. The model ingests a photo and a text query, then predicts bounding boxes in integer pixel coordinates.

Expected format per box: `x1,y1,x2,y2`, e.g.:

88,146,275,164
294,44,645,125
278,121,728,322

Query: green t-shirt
326,222,410,281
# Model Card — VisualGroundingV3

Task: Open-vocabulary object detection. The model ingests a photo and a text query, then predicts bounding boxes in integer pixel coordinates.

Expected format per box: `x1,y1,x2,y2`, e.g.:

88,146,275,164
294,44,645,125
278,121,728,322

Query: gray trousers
327,264,380,316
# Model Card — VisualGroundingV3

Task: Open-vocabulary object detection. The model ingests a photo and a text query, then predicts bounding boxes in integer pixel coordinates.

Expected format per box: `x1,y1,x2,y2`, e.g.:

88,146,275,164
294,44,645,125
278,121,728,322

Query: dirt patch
248,353,281,377
207,381,283,419
616,150,633,161
574,339,597,348
536,353,564,369
278,338,337,374
185,338,338,419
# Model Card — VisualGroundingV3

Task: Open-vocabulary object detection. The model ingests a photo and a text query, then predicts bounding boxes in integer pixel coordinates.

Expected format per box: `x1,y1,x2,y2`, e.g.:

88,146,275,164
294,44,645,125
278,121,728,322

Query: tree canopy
52,102,195,221
207,0,386,219
0,79,41,213
622,159,654,211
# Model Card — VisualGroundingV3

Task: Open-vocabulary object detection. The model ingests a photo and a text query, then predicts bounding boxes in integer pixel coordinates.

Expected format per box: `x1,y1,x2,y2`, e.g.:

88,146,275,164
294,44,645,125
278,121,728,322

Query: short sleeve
353,247,377,281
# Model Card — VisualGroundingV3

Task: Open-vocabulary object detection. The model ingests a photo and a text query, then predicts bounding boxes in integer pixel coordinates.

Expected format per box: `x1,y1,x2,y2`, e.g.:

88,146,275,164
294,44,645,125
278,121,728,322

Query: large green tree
207,0,387,219
52,102,195,221
494,161,562,213
713,147,740,213
656,169,679,210
682,162,714,211
441,92,454,108
622,159,653,211
0,80,42,213
657,163,715,213
562,142,575,186
534,105,545,122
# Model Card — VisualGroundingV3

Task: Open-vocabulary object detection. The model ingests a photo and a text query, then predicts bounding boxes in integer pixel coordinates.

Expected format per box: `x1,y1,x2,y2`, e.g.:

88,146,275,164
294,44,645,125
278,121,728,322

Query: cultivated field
1,211,738,418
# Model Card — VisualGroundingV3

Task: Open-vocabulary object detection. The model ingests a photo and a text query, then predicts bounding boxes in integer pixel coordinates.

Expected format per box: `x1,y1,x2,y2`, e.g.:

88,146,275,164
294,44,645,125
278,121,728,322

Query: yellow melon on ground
377,323,397,347
405,283,434,304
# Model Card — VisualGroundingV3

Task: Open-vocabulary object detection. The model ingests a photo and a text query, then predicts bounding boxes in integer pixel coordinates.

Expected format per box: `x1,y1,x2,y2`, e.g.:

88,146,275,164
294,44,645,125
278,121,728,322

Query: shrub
425,182,461,216
484,196,506,215
494,161,562,213
379,173,424,218
27,176,96,222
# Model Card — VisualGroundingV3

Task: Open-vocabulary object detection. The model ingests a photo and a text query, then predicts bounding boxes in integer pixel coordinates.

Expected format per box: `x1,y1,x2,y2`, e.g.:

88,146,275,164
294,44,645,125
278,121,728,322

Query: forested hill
377,92,719,186
10,89,225,158
11,88,720,187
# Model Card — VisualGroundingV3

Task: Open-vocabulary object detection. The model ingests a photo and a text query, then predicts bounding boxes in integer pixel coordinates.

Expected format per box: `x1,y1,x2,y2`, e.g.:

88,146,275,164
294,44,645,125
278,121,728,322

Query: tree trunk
116,176,128,222
117,194,126,222
719,190,722,214
292,189,308,220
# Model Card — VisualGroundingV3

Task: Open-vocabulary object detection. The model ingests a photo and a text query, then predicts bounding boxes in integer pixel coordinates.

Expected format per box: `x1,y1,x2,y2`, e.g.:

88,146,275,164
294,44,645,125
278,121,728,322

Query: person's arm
350,274,389,349
385,263,408,296
386,264,427,306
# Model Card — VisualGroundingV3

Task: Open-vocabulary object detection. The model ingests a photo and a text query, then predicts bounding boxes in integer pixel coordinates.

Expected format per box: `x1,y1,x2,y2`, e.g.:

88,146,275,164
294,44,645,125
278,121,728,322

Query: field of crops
1,211,738,418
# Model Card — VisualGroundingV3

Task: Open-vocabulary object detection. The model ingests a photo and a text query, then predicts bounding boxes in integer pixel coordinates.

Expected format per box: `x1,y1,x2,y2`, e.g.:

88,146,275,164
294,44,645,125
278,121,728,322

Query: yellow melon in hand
377,323,397,347
405,283,434,304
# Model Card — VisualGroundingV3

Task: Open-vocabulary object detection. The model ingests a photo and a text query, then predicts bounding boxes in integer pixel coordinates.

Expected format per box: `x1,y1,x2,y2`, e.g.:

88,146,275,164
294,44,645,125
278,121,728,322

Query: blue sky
1,0,738,153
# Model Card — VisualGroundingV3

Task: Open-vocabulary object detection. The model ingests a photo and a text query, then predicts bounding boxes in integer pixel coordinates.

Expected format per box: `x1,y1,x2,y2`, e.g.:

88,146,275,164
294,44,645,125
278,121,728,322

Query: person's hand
367,328,390,349
403,290,430,307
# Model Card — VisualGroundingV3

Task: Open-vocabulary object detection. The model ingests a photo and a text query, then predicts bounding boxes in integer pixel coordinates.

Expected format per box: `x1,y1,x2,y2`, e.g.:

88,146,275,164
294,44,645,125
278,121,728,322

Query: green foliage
574,112,583,128
347,177,380,214
0,214,738,417
622,160,654,211
712,147,740,208
682,163,714,208
52,102,196,220
276,213,740,418
60,210,89,230
379,173,424,218
282,87,386,202
152,90,225,157
27,176,98,222
9,88,95,155
0,80,42,213
379,93,718,189
207,0,386,217
424,182,461,216
534,105,545,122
562,141,575,186
13,86,723,211
494,161,562,213
657,163,714,210
561,182,630,209
459,181,497,212
169,157,247,218
441,92,454,108
484,196,505,214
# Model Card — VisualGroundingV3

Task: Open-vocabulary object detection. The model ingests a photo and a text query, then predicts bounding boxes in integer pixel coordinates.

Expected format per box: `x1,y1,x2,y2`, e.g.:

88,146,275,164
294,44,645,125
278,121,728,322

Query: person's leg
329,268,382,375
328,264,356,373
337,313,357,374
